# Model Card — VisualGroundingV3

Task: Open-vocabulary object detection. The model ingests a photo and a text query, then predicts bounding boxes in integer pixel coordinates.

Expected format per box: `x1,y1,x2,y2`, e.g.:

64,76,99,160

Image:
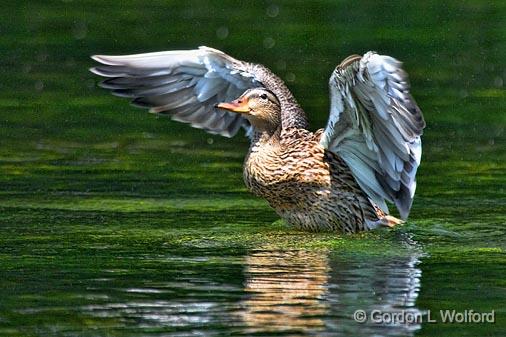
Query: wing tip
338,54,362,69
89,66,104,76
90,54,122,76
198,45,223,55
149,105,169,113
395,184,415,220
91,54,112,65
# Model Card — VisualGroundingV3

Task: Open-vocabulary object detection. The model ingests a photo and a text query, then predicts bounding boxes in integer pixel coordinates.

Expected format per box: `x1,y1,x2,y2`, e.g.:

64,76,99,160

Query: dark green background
0,1,504,336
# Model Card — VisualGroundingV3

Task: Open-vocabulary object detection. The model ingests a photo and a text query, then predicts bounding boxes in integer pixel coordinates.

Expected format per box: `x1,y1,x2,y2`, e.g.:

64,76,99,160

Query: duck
90,46,425,233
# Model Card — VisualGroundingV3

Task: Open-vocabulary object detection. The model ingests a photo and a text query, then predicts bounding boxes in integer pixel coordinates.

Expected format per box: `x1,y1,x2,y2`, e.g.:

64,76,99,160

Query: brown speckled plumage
91,46,424,233
244,127,381,232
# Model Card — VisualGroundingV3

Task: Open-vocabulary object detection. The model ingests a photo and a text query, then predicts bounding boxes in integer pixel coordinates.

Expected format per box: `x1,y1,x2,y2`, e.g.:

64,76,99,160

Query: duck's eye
260,93,268,100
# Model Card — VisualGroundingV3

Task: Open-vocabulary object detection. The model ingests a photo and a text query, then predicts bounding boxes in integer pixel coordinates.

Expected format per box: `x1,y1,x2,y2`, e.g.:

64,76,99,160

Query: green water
1,1,505,336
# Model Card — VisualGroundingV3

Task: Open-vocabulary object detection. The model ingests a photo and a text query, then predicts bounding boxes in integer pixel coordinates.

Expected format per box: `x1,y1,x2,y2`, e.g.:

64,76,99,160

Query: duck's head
216,88,281,133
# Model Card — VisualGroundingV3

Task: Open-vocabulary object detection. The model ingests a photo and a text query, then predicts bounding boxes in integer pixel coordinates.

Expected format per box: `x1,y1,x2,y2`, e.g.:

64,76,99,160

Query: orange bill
216,98,249,113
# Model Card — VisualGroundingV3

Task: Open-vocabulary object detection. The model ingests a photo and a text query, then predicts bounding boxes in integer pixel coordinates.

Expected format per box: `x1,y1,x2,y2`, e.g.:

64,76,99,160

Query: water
0,1,505,336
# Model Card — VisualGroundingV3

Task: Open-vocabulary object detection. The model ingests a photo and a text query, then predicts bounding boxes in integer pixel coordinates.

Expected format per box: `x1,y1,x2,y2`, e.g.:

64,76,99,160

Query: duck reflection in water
241,249,422,336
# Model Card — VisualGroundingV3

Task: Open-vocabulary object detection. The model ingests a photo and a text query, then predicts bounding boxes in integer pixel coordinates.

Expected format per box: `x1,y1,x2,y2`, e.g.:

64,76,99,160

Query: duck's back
244,128,383,232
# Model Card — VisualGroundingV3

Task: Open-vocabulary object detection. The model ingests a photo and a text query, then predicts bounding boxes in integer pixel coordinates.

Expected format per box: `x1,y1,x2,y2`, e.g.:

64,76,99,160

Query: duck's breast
243,134,331,205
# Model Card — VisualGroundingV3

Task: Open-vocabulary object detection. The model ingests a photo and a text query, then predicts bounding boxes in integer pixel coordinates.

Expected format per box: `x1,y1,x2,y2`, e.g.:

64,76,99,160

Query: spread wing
320,52,425,219
90,46,262,138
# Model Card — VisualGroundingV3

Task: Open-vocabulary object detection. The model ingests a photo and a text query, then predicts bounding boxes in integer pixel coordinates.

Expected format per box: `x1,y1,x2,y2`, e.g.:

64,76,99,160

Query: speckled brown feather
244,127,386,233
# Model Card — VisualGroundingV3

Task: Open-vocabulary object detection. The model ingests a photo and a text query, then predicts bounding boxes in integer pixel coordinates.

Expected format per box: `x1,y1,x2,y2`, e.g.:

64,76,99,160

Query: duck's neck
251,125,282,148
249,64,309,130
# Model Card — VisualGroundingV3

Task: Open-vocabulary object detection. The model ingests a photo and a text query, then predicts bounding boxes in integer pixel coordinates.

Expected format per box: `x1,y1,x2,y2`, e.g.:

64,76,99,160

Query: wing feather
321,52,425,219
90,46,263,138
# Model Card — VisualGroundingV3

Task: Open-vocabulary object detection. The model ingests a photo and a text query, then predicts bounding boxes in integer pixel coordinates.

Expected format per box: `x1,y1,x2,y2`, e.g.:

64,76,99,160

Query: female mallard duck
91,47,425,233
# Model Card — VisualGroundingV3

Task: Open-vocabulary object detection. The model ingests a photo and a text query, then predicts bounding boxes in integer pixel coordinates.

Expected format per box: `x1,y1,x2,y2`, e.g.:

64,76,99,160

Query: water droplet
35,80,44,91
216,26,229,40
493,76,503,88
266,4,279,18
276,60,286,71
263,37,275,49
182,8,194,19
73,20,87,40
207,138,214,145
36,52,48,62
22,64,32,74
285,72,295,82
